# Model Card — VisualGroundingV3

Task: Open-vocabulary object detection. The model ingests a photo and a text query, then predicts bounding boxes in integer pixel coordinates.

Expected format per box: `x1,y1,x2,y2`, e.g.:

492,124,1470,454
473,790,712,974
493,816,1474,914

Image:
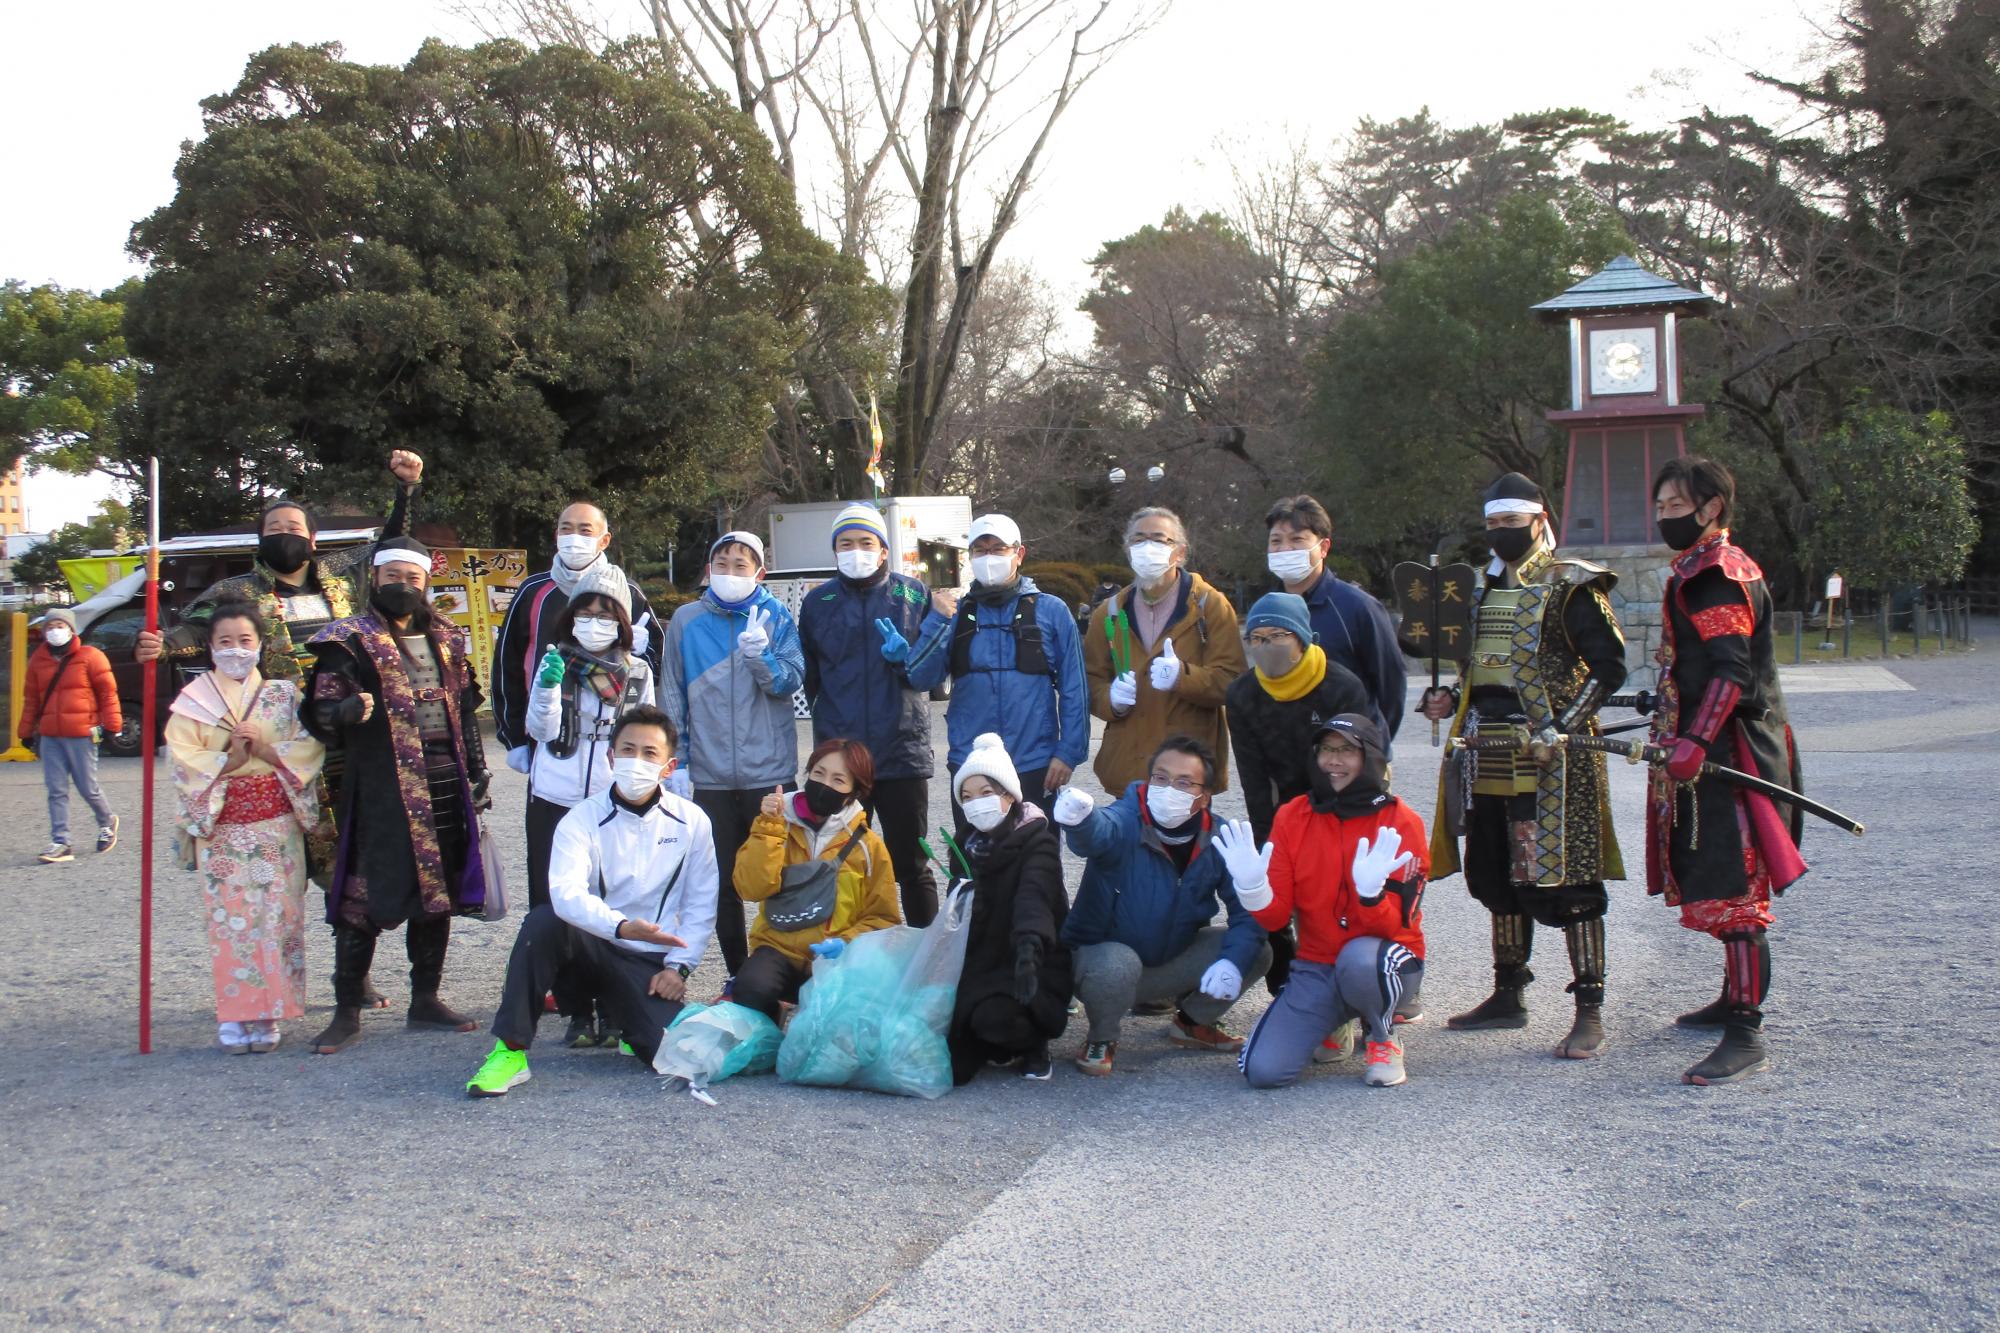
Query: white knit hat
953,731,1021,804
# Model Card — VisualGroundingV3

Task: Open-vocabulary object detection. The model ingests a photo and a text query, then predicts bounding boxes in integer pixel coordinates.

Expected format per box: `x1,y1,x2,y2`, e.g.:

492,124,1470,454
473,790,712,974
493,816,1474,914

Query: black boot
312,925,377,1054
1555,918,1607,1059
1683,1007,1771,1084
406,917,477,1033
1448,914,1532,1029
1675,991,1731,1028
360,979,390,1010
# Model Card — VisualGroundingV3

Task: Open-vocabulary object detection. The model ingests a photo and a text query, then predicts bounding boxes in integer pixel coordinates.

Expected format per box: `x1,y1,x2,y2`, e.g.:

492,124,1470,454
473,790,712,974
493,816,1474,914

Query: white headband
373,549,427,569
1483,499,1544,517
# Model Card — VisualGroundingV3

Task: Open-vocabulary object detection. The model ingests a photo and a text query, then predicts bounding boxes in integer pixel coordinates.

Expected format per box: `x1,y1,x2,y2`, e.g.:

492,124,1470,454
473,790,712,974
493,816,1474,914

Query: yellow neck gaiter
1257,643,1326,702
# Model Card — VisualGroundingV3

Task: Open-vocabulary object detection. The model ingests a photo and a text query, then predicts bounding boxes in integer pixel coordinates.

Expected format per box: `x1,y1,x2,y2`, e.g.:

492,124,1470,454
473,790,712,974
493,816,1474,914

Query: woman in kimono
167,601,325,1053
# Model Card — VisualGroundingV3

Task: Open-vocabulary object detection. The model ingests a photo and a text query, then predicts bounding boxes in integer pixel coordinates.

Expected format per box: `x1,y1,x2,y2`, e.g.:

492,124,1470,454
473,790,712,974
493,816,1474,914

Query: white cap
710,530,766,567
968,513,1021,548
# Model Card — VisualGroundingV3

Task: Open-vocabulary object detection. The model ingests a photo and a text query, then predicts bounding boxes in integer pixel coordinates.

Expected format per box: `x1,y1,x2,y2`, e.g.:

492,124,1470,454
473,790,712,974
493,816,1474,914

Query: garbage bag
778,883,973,1100
651,1001,782,1088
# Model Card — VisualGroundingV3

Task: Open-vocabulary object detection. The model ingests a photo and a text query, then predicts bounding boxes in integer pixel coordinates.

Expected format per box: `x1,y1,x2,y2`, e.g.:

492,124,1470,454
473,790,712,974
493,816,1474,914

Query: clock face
1588,326,1659,396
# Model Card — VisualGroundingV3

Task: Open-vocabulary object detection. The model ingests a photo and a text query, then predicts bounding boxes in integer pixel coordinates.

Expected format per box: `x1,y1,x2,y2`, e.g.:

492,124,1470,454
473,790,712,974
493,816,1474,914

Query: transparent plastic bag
651,1000,782,1090
777,883,973,1099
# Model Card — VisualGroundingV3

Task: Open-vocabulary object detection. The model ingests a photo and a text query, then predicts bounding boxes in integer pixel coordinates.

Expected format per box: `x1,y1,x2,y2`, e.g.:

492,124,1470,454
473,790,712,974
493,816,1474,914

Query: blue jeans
40,735,112,845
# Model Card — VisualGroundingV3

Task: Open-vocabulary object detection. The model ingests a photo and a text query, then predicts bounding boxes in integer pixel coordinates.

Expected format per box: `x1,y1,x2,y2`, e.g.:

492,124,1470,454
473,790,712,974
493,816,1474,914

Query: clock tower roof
1531,255,1714,320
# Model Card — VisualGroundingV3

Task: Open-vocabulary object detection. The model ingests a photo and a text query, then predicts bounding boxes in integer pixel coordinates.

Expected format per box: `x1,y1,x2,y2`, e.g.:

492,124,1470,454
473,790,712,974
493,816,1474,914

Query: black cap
371,535,432,567
1310,712,1386,759
1483,471,1545,509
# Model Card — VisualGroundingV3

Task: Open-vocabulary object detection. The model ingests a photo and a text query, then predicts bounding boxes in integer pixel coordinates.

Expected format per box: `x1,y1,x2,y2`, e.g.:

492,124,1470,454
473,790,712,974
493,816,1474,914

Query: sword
1607,689,1657,714
1448,734,1864,836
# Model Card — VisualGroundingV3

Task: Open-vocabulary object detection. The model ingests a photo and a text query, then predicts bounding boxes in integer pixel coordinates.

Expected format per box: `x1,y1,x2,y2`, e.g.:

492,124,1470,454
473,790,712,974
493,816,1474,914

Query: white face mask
212,647,259,681
1145,784,1197,826
42,625,73,648
961,794,1009,832
1128,542,1175,584
1266,548,1317,583
573,617,620,653
611,756,664,800
970,553,1015,587
835,548,882,580
709,573,757,605
555,533,601,569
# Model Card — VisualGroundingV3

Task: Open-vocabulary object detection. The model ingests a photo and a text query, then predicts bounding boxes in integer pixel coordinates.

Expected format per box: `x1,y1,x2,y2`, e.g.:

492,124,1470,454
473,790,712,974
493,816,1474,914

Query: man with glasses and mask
1084,507,1246,800
1263,495,1406,742
904,512,1088,837
1419,472,1627,1061
302,536,494,1055
1051,735,1272,1077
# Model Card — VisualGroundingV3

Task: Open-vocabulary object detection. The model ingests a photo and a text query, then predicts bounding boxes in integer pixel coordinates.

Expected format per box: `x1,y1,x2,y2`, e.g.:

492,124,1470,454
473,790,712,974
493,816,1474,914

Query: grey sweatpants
40,735,112,846
1071,926,1273,1044
1240,938,1423,1090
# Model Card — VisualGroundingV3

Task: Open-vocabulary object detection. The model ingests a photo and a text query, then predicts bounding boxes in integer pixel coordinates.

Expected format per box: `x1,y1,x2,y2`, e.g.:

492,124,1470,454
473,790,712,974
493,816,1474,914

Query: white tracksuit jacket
547,786,718,972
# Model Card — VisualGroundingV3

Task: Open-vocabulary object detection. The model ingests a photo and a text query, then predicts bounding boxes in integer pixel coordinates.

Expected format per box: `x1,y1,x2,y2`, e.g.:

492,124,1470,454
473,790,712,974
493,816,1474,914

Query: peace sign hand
738,605,772,658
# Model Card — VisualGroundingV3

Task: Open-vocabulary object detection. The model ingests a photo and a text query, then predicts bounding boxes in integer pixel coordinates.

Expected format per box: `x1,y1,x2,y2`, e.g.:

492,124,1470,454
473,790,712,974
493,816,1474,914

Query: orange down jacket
20,644,121,742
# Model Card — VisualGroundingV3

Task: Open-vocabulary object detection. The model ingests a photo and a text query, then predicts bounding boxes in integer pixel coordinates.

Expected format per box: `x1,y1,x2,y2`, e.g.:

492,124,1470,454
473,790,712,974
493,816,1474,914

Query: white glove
1212,818,1274,911
737,605,771,657
1352,827,1415,901
1108,670,1138,712
506,744,533,775
629,619,651,659
1051,786,1096,827
1149,638,1181,693
1199,959,1243,1002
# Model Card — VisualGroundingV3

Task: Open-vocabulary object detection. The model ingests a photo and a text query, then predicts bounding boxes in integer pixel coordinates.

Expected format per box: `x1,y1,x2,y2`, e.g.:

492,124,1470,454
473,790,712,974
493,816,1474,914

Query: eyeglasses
1147,770,1207,794
1314,742,1361,759
1246,631,1294,647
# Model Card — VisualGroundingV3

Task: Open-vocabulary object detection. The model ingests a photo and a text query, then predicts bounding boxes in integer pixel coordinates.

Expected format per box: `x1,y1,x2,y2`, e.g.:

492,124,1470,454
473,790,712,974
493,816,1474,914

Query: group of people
71,444,1802,1090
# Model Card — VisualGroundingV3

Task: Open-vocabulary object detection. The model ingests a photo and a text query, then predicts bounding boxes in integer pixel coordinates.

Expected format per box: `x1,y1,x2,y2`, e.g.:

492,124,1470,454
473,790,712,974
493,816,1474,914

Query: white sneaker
219,1022,251,1054
1314,1018,1361,1064
1363,1039,1406,1087
38,843,74,864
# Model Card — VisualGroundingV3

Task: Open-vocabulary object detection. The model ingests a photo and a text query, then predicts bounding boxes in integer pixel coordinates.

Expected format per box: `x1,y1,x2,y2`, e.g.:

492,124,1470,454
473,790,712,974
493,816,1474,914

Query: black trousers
1463,792,1608,926
733,945,811,1022
694,787,779,976
949,766,1050,846
490,905,684,1062
868,776,939,927
523,794,597,1019
332,916,454,1010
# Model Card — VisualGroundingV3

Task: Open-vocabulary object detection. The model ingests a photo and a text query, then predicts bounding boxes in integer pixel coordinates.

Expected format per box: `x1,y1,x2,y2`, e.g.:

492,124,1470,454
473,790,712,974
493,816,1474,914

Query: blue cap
1244,592,1314,646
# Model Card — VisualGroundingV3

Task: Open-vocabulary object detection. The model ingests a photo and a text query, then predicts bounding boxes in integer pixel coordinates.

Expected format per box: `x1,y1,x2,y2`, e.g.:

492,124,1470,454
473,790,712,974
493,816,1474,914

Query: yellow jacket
1083,570,1246,794
734,800,902,964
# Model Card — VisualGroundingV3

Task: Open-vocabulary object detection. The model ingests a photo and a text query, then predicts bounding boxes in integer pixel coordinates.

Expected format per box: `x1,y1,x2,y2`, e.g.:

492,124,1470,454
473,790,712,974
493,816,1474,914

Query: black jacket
1225,659,1374,843
947,809,1072,1082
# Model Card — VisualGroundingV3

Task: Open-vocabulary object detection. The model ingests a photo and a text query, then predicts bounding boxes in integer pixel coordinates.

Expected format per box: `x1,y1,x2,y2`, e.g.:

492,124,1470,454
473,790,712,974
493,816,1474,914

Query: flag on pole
865,392,887,495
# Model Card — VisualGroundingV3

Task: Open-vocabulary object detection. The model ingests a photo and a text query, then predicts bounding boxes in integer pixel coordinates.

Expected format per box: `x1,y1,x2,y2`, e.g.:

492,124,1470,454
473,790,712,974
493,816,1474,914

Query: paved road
1,642,1994,1329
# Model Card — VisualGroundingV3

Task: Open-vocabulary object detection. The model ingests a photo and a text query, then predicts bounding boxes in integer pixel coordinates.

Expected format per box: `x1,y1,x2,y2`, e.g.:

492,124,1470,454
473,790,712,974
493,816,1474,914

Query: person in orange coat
1222,714,1428,1089
729,737,902,1020
20,607,122,863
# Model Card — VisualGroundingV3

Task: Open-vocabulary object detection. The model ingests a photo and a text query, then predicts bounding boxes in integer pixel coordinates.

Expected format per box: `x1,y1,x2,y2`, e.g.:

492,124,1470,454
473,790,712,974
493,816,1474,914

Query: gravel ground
1,637,1995,1330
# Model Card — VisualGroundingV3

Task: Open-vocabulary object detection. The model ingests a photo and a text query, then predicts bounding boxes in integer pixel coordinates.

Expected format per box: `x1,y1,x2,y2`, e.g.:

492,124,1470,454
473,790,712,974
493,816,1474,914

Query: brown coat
21,644,121,743
1084,571,1245,794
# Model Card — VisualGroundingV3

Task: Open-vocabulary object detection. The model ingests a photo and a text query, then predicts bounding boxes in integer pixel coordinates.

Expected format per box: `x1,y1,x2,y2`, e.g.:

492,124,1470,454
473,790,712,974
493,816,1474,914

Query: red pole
139,458,159,1054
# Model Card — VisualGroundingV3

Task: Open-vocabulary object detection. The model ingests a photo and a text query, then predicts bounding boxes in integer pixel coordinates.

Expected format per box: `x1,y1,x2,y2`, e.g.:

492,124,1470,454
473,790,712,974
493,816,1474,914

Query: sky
2,0,1835,530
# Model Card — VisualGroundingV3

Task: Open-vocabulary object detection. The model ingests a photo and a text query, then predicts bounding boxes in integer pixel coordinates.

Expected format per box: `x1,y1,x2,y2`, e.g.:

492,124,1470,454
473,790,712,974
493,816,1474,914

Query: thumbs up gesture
738,604,772,658
1149,637,1182,693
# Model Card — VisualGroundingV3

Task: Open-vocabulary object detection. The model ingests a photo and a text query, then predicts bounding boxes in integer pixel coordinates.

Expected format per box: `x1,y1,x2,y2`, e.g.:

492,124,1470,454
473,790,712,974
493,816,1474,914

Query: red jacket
1259,792,1428,964
20,643,121,742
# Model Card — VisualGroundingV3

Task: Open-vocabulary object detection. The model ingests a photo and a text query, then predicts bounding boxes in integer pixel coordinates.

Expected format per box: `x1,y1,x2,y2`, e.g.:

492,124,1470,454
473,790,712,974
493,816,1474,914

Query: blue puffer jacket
1058,783,1266,973
798,571,934,781
658,587,805,790
903,576,1089,772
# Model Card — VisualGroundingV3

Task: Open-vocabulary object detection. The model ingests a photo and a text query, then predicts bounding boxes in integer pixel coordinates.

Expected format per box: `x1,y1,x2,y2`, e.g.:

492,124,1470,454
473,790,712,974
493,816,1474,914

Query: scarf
1256,643,1327,702
550,551,605,597
969,576,1022,607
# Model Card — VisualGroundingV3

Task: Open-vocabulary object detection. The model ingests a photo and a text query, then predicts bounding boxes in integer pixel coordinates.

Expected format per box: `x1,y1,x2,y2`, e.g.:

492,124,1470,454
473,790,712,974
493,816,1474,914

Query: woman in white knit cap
946,733,1073,1083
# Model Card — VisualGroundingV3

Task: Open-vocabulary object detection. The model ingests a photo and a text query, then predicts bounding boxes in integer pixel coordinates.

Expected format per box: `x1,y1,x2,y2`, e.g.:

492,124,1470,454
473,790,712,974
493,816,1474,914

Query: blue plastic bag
651,1001,782,1091
777,885,972,1099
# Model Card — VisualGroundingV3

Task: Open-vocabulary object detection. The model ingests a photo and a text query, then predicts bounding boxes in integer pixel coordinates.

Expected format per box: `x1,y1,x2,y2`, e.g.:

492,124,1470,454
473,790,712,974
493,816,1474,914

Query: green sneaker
619,1040,635,1058
466,1042,530,1098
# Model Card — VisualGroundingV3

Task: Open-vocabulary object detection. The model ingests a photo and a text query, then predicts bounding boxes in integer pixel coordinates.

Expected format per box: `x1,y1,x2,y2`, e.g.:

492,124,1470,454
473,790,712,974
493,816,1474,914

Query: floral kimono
167,671,325,1024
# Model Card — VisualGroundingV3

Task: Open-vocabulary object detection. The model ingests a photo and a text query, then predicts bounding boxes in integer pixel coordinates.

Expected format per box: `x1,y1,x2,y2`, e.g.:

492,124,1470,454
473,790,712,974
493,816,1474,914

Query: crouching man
1052,734,1271,1077
466,705,717,1097
1229,715,1428,1089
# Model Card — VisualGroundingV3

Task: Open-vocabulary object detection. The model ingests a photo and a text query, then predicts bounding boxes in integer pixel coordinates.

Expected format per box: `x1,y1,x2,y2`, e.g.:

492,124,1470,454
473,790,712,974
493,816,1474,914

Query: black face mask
371,582,426,620
801,778,847,819
1488,525,1538,565
1307,752,1389,819
1657,513,1707,551
258,532,313,575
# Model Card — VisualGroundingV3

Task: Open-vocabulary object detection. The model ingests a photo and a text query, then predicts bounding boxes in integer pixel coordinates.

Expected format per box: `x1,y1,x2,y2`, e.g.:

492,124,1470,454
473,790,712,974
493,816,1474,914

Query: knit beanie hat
41,607,76,629
953,731,1022,804
1244,591,1315,646
569,562,633,617
710,530,766,567
832,503,890,548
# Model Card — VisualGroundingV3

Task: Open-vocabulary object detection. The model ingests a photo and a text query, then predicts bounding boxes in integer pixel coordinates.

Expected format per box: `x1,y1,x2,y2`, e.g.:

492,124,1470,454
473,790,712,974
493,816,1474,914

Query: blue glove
875,618,910,664
809,937,846,961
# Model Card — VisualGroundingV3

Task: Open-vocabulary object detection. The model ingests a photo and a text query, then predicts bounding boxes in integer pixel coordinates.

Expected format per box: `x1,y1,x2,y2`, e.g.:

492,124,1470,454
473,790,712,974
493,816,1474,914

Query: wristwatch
675,963,691,979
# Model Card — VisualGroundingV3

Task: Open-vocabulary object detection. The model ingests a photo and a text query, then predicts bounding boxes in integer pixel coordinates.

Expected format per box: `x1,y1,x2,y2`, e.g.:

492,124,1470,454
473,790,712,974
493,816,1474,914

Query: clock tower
1532,255,1715,679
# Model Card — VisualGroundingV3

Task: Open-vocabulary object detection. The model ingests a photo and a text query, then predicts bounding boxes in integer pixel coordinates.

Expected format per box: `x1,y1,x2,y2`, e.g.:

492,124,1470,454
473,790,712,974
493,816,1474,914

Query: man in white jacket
466,705,718,1097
